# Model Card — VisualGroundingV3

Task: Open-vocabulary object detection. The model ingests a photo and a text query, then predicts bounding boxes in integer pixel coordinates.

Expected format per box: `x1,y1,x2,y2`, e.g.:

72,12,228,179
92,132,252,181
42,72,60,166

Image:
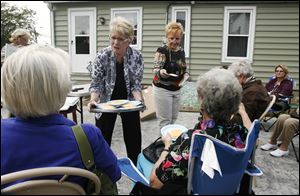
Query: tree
1,2,39,48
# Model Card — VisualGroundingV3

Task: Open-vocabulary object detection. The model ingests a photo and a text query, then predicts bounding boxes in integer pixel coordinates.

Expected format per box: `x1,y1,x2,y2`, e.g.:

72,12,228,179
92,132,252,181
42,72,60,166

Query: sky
2,1,51,44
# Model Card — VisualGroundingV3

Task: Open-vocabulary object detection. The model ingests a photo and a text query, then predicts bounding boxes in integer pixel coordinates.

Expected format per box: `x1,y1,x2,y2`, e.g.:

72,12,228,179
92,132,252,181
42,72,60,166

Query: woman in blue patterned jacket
88,16,144,165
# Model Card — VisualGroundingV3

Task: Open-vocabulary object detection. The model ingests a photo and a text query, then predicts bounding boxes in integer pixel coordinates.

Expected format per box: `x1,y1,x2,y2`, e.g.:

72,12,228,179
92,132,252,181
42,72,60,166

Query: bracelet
163,148,169,152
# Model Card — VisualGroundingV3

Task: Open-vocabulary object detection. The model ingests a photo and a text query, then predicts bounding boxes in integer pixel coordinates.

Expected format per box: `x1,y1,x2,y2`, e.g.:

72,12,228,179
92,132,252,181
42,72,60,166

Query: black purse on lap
142,137,165,163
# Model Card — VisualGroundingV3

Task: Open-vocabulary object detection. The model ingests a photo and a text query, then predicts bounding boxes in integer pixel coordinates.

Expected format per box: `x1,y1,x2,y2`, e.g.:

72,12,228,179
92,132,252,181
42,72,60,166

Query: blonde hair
1,44,72,118
275,64,289,77
110,16,134,43
165,22,184,37
9,28,31,43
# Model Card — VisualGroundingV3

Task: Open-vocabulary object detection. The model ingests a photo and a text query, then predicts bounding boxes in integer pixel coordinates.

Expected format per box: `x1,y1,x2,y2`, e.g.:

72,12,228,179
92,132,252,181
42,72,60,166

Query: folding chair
238,100,276,195
187,120,261,195
291,128,299,162
262,76,295,132
259,95,277,122
59,97,80,124
118,120,261,195
1,167,101,195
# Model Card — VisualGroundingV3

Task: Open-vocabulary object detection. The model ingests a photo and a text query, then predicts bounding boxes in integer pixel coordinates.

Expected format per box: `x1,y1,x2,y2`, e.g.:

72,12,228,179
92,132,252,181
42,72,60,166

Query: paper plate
119,101,142,110
107,99,129,106
161,124,188,141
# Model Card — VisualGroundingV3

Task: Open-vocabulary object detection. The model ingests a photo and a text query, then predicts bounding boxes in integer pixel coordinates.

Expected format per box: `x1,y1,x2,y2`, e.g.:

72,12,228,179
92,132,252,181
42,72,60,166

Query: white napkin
200,139,222,179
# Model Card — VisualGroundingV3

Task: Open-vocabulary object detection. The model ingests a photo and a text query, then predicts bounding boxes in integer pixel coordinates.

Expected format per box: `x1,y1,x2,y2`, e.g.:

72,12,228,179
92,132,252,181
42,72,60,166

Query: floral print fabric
155,121,248,184
152,45,187,91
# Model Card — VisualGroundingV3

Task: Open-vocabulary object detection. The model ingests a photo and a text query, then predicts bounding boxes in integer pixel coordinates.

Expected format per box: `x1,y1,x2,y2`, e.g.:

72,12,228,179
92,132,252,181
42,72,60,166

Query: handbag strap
71,125,95,170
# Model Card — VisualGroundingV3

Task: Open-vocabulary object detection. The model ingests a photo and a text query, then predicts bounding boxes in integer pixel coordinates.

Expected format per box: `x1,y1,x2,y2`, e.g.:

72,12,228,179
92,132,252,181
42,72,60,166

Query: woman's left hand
162,133,172,148
132,90,144,104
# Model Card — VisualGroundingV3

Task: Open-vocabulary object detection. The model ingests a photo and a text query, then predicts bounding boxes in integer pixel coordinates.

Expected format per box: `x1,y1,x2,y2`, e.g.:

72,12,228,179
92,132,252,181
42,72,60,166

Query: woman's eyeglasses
109,36,128,43
275,70,284,73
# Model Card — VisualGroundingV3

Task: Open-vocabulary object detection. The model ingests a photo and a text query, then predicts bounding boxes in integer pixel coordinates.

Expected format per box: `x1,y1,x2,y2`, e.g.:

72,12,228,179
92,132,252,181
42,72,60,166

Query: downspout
166,1,194,78
47,2,55,47
166,2,175,24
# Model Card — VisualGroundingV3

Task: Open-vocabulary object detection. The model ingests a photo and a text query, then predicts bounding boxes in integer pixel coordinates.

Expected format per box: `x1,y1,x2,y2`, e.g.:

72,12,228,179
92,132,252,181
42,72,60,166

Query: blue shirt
1,114,121,188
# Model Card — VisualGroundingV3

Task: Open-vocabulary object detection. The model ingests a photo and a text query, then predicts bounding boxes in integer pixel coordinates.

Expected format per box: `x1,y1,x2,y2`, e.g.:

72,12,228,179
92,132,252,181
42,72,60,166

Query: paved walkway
1,106,299,195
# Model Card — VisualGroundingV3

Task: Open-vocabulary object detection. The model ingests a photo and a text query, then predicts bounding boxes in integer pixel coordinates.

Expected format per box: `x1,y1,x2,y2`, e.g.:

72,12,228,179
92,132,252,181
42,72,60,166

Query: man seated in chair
227,60,270,123
136,68,252,192
266,64,293,112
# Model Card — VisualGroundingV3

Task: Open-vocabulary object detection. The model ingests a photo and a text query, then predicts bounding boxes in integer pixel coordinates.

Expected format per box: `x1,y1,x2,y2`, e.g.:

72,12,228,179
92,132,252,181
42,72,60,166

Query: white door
69,8,96,73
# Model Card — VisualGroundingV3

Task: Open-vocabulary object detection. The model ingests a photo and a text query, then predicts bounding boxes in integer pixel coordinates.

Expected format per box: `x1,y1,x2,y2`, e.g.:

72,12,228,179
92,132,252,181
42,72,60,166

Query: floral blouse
155,120,248,184
89,46,144,102
152,45,187,91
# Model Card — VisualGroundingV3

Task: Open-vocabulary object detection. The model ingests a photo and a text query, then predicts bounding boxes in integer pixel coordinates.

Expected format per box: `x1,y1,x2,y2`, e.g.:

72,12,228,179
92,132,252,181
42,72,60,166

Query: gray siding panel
255,3,299,88
52,1,299,91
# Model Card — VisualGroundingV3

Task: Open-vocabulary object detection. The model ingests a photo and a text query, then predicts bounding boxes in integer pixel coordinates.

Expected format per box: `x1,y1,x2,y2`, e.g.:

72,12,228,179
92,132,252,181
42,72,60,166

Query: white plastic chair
1,167,101,195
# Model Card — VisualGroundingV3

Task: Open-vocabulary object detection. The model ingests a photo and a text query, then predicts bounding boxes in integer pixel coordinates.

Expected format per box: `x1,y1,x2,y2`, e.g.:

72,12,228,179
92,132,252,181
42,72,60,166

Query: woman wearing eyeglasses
152,22,188,132
265,64,293,111
88,17,144,165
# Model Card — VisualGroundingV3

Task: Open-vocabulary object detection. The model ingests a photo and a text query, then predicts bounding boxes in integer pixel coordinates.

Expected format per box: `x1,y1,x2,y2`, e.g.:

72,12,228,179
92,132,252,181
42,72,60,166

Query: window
222,6,256,63
111,7,143,50
172,6,191,58
75,15,90,54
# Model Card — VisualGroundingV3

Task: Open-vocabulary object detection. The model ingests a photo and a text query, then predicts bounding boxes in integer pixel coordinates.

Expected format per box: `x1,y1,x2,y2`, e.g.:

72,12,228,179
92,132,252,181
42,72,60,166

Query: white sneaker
270,149,289,157
260,143,277,151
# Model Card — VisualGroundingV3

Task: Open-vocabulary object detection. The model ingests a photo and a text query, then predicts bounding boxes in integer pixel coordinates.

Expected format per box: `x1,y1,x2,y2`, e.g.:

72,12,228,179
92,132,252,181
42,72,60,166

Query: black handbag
130,181,187,195
142,137,165,163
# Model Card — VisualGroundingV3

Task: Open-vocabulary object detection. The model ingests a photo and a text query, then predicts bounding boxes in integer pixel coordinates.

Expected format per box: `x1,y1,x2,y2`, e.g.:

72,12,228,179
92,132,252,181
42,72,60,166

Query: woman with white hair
87,17,144,165
228,60,270,123
1,28,31,65
1,44,121,189
136,68,251,190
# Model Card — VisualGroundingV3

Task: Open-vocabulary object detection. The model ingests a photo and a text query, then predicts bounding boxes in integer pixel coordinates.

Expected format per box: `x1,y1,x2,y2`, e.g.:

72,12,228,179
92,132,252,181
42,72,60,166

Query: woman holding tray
88,17,144,165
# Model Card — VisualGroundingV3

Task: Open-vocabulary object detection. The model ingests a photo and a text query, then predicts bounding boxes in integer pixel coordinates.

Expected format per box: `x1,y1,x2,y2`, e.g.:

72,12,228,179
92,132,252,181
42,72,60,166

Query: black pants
96,111,141,165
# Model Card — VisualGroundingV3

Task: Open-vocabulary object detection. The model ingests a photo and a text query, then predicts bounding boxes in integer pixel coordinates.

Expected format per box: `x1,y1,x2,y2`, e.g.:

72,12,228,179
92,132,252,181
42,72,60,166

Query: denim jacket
89,46,144,103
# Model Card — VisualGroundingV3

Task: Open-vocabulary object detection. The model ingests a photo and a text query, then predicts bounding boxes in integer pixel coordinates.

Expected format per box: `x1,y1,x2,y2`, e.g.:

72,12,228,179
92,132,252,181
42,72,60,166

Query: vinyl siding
51,1,299,92
254,4,299,89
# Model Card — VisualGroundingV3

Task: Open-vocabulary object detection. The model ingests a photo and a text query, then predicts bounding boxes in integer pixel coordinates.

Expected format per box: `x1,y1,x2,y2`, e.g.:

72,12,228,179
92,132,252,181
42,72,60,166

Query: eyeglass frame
109,36,129,44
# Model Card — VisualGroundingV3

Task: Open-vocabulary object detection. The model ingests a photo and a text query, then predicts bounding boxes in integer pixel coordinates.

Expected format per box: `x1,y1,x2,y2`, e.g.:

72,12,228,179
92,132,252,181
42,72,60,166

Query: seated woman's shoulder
79,123,101,135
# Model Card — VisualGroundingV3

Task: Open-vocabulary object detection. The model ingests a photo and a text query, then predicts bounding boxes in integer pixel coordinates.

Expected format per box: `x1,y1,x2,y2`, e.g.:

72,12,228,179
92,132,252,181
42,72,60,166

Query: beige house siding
50,1,299,93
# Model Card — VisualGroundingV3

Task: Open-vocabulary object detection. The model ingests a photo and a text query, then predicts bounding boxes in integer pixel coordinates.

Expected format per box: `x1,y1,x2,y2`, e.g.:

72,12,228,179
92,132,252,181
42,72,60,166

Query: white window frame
222,6,256,63
172,6,191,58
111,7,143,50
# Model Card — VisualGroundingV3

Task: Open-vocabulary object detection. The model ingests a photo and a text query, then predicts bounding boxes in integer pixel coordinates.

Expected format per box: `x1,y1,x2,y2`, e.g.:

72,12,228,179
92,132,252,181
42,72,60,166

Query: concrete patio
1,104,299,195
76,105,298,195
